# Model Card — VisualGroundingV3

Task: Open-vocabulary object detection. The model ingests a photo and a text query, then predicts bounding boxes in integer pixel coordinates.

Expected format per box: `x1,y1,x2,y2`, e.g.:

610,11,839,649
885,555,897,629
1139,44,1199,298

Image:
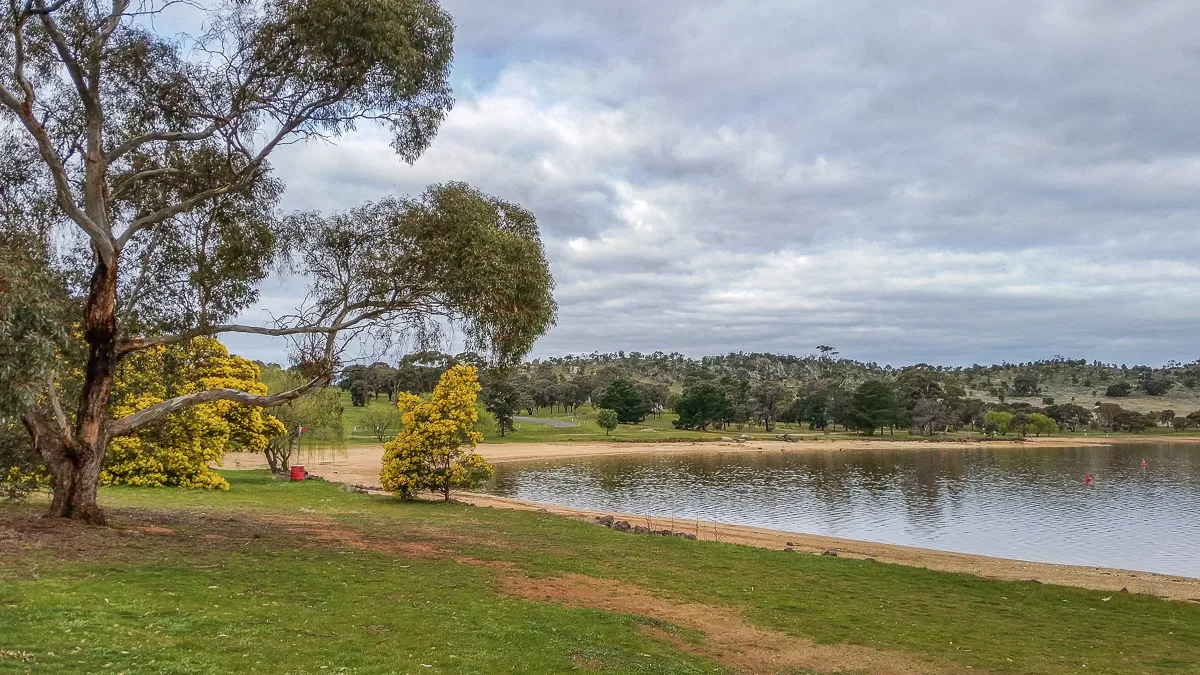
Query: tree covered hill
332,348,1200,436
529,350,1200,404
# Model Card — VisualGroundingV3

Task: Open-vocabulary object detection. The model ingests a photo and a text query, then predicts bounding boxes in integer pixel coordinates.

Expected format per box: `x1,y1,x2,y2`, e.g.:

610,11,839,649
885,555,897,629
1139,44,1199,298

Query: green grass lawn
3,473,1199,674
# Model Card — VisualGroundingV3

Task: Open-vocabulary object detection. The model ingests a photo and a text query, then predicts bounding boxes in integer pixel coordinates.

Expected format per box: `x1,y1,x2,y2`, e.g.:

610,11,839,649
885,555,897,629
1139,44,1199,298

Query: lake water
484,443,1200,578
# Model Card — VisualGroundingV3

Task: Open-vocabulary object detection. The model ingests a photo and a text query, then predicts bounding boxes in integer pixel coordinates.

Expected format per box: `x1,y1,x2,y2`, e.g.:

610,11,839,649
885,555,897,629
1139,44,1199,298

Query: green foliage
0,231,71,417
1027,413,1059,436
362,402,401,442
1043,403,1092,431
751,381,791,431
597,378,649,424
260,366,345,473
0,423,41,502
1012,371,1041,396
983,411,1014,435
1141,378,1171,396
595,409,619,435
283,183,557,363
1106,381,1133,397
480,367,532,437
255,0,455,162
0,232,67,501
847,380,899,435
1112,409,1155,432
672,382,732,431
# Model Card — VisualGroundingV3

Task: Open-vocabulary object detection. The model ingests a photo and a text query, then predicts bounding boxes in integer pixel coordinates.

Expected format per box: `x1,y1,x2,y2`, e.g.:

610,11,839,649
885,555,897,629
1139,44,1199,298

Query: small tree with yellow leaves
103,338,285,490
380,365,492,501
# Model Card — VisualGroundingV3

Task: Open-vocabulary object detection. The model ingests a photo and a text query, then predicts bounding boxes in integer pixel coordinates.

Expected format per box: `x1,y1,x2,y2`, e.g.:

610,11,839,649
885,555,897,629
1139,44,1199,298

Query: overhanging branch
107,374,327,438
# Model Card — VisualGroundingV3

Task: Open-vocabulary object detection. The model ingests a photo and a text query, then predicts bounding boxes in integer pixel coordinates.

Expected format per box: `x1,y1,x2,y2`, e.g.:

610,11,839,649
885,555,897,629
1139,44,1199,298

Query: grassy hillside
3,473,1199,674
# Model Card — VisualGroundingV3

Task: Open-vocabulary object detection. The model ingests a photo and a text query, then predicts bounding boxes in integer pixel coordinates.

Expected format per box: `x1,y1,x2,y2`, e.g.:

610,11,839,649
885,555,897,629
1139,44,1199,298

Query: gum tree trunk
25,257,119,525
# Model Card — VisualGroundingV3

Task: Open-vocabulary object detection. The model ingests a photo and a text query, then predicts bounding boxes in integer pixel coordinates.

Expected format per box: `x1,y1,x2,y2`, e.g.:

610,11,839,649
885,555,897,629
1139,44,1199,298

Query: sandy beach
220,436,1200,601
223,435,1143,486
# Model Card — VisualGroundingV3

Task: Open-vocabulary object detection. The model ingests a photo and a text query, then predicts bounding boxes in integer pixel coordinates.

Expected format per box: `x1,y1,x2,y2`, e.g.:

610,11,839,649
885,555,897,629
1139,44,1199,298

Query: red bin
290,465,306,481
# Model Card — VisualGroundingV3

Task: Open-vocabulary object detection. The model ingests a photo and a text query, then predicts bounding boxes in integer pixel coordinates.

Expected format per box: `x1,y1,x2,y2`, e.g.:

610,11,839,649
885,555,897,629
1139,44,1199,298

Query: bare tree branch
105,124,223,164
0,84,115,262
116,298,419,356
33,1,98,115
107,375,327,437
24,0,71,15
43,372,72,443
110,166,185,199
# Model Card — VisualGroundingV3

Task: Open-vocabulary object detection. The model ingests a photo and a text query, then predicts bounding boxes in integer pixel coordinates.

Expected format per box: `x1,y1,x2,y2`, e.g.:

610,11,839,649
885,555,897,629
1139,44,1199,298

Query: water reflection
485,443,1200,578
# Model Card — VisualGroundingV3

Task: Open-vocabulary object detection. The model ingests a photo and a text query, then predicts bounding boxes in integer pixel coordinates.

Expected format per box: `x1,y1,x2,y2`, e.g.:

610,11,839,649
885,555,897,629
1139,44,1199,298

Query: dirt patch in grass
261,515,453,559
261,513,970,673
1,507,977,673
0,508,284,567
499,570,975,675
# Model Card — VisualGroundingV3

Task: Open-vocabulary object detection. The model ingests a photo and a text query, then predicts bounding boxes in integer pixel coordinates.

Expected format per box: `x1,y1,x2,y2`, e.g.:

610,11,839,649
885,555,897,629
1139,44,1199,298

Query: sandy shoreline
220,436,1200,601
224,435,1154,483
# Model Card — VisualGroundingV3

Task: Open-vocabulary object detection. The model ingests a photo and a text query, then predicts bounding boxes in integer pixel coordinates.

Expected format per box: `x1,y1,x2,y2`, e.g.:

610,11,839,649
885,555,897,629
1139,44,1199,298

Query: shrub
596,409,619,435
1141,378,1171,396
1,423,42,502
1028,413,1059,436
380,365,492,501
1105,381,1132,397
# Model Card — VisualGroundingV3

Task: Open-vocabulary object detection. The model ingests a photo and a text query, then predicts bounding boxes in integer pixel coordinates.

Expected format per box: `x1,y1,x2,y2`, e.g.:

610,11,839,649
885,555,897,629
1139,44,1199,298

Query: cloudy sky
229,0,1200,367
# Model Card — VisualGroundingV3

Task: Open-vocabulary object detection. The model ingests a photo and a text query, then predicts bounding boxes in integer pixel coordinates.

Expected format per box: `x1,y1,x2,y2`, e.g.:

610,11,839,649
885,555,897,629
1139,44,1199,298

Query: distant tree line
332,347,1200,438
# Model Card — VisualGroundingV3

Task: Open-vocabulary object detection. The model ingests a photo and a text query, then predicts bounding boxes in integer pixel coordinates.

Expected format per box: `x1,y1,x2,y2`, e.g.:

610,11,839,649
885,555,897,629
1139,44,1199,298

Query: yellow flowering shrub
102,338,284,490
380,364,493,500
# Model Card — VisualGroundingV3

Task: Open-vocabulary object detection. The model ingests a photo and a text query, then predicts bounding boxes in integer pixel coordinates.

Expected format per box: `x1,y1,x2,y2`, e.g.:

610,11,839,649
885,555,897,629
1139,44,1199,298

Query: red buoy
1084,472,1092,486
1141,459,1147,470
290,465,306,481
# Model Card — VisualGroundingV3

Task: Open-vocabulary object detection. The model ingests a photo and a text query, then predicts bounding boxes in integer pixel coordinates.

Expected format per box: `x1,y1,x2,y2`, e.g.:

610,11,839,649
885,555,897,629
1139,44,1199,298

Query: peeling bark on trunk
20,410,107,525
26,257,120,525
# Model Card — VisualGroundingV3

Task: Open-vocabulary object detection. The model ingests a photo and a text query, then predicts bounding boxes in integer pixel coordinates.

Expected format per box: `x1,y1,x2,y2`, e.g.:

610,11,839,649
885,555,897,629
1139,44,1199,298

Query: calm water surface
484,443,1200,578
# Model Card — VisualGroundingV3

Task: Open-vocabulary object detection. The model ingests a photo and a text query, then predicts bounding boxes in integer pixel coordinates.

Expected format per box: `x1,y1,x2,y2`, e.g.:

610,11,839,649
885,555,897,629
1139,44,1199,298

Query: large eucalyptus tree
0,0,556,523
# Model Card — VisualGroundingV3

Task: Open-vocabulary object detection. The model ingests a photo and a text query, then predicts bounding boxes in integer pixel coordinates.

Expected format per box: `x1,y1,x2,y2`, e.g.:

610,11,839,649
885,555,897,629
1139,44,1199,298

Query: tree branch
0,84,115,263
105,124,223,164
107,376,327,437
24,0,70,14
118,323,340,356
110,166,185,199
116,298,413,356
44,372,73,443
33,1,97,114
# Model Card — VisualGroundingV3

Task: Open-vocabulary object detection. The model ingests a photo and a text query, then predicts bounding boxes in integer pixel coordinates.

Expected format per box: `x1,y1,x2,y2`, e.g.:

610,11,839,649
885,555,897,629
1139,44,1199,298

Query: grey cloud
230,0,1200,367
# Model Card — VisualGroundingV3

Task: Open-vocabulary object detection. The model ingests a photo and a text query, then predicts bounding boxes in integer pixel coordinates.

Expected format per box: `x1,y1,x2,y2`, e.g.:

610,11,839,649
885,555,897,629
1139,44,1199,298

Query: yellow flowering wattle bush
102,337,284,490
380,364,492,500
